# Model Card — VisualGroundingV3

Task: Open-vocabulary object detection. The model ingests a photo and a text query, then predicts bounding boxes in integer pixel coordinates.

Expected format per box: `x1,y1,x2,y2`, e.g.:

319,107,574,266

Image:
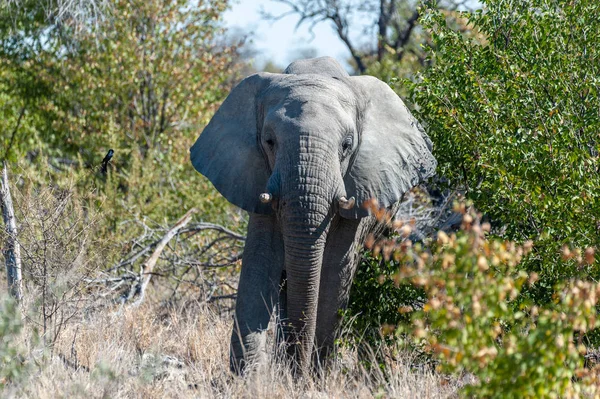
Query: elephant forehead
262,75,357,109
261,80,356,132
289,80,355,103
265,97,354,135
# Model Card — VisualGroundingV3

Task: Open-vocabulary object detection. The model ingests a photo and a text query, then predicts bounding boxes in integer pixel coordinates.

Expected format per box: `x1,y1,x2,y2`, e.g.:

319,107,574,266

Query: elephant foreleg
230,213,284,374
315,216,375,363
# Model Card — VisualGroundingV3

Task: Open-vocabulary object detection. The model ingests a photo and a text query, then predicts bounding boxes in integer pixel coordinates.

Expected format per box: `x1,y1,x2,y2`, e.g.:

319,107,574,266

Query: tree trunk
0,162,23,302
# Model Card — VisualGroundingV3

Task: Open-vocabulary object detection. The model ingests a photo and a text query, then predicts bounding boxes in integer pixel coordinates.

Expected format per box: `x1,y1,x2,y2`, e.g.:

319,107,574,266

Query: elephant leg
230,213,284,374
315,216,376,363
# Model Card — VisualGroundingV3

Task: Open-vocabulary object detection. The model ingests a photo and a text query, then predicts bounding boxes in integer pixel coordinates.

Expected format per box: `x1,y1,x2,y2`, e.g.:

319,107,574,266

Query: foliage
348,0,600,363
406,208,599,397
0,0,109,30
408,0,600,300
45,0,234,160
352,204,599,396
345,254,420,364
347,0,600,383
347,249,425,346
347,187,458,348
0,0,241,227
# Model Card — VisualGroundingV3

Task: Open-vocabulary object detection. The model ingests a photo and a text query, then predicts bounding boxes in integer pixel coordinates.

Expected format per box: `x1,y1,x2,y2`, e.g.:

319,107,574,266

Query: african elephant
190,57,436,374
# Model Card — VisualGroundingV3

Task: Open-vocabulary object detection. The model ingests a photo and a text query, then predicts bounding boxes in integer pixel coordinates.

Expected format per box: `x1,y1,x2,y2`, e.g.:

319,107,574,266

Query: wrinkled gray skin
190,57,436,374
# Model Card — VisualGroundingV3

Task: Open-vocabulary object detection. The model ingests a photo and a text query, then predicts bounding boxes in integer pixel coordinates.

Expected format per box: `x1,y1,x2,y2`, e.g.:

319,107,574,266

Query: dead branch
0,162,23,302
57,352,90,373
85,208,245,314
179,222,246,241
123,208,198,306
106,222,245,274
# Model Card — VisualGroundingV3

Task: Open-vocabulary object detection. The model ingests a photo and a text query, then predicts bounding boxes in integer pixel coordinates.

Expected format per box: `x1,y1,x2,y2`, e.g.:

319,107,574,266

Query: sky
223,0,353,71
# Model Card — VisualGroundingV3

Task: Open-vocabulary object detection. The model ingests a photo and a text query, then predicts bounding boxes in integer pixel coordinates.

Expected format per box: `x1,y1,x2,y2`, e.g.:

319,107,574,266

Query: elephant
190,57,436,374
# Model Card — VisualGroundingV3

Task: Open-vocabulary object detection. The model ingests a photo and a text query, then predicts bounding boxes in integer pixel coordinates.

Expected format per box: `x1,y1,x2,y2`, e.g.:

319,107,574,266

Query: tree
0,164,22,302
0,0,240,224
267,0,475,74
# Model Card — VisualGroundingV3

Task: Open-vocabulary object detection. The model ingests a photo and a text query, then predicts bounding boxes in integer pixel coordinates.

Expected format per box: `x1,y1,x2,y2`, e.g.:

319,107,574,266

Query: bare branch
394,9,420,61
3,104,26,163
180,223,246,241
265,0,370,73
124,208,197,306
266,0,479,73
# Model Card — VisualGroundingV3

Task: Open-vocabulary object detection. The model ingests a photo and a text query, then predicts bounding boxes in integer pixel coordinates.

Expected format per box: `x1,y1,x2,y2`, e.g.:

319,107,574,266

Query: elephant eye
342,136,353,153
265,138,275,148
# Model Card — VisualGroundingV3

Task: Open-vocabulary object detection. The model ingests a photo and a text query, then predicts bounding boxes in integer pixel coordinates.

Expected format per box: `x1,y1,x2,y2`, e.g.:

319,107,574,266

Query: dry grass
3,297,457,398
0,175,459,398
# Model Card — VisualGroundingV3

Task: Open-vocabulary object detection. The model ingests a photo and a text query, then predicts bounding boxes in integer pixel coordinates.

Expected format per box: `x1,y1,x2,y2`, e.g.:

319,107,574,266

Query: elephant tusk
259,193,273,203
338,196,356,210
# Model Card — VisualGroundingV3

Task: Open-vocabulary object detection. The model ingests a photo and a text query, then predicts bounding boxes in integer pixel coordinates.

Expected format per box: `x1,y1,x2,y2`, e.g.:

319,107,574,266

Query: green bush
409,0,600,297
351,206,599,396
346,249,425,347
0,0,240,227
348,0,600,359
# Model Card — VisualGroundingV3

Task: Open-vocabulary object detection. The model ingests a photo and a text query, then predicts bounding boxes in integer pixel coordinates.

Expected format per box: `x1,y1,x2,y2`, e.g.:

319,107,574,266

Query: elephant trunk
279,153,336,371
282,209,330,371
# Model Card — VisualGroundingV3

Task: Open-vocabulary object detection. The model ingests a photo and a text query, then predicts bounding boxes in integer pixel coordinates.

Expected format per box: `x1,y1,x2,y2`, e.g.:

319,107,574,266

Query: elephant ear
340,75,437,219
284,56,349,79
190,73,275,215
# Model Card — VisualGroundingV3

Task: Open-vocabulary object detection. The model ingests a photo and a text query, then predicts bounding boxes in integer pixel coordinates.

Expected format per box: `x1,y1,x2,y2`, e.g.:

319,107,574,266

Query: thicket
357,205,598,396
0,0,246,388
412,0,600,289
2,0,600,396
347,0,600,395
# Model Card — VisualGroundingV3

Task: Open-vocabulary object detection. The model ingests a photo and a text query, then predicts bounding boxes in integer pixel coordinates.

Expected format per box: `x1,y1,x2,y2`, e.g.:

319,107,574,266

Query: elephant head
190,57,436,369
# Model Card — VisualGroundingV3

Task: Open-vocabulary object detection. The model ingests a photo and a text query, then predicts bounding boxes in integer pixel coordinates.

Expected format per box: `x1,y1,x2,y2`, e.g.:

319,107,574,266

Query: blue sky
224,0,353,70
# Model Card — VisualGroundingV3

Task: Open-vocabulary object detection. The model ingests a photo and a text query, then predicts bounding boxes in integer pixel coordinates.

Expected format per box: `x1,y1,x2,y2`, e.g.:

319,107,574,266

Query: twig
107,222,245,273
179,223,246,240
3,104,26,162
206,294,237,303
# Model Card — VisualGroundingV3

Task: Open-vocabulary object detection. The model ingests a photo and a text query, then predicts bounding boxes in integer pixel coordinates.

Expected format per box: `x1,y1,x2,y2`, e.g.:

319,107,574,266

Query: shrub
348,0,600,371
12,177,106,347
409,0,600,299
405,207,598,397
354,204,599,396
0,0,240,226
346,249,425,347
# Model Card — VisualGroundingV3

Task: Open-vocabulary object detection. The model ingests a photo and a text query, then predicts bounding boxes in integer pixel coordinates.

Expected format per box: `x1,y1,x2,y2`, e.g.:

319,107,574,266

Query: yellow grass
3,297,457,398
0,182,457,398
